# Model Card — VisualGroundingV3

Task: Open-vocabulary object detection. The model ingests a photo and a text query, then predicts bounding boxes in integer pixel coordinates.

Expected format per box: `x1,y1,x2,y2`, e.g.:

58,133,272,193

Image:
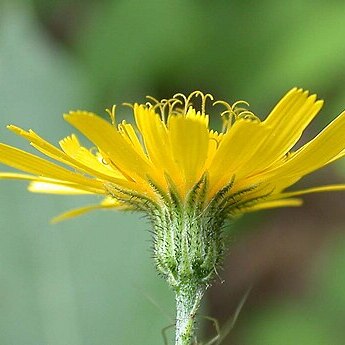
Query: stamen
162,98,183,120
105,105,116,126
213,99,260,132
213,100,236,132
146,95,160,105
232,100,250,109
173,91,214,115
173,93,189,114
124,92,258,132
193,91,214,115
146,96,183,122
122,102,135,110
232,101,259,121
158,99,169,122
146,96,164,115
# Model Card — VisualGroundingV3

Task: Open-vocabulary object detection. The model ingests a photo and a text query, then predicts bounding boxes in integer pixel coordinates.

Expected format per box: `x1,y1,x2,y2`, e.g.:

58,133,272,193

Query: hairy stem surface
175,284,205,345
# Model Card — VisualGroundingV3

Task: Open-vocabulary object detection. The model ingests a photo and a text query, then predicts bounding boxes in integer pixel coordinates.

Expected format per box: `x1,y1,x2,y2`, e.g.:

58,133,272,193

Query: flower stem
174,283,206,345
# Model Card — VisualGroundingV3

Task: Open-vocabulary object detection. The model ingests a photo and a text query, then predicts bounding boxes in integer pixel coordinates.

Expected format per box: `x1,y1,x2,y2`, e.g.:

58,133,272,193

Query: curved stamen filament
105,105,116,126
116,92,258,134
173,91,214,115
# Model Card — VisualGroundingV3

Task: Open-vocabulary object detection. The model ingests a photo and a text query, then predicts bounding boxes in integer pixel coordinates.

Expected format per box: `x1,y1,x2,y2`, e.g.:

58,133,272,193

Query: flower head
2,87,345,291
1,88,345,223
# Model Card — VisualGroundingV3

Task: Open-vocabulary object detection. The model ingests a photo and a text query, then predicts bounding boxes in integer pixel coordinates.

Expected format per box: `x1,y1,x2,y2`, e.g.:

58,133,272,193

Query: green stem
175,284,206,345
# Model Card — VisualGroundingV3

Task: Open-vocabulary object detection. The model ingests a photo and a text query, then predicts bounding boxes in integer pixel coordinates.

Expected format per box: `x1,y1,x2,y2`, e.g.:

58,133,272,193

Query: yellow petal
0,172,38,180
51,198,122,223
264,88,320,128
28,181,94,194
59,134,124,179
241,89,323,176
134,105,182,190
269,111,345,187
207,119,270,197
273,184,345,199
8,125,67,159
167,108,209,194
0,144,104,193
243,198,303,212
0,172,105,194
118,120,146,155
8,125,128,185
64,111,153,183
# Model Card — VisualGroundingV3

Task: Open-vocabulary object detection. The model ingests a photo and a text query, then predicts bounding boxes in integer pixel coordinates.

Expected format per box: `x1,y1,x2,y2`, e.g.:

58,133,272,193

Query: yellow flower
1,88,345,222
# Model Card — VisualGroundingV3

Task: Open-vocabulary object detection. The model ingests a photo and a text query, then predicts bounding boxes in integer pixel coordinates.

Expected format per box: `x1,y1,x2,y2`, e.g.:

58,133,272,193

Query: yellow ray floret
0,87,345,221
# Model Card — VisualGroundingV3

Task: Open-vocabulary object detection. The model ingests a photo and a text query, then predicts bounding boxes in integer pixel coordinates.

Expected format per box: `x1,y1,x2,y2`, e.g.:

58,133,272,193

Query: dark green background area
0,1,345,344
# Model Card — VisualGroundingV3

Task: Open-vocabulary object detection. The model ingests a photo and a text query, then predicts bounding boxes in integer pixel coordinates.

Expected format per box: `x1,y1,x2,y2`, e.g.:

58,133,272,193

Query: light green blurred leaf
243,303,336,345
0,3,173,345
242,234,345,345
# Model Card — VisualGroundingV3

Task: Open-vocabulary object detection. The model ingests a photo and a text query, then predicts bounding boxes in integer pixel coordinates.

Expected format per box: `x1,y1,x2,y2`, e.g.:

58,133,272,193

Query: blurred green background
1,0,345,344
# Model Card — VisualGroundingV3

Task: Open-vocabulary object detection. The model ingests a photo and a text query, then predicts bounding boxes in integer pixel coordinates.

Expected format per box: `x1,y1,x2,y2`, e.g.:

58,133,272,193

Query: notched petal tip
7,124,25,134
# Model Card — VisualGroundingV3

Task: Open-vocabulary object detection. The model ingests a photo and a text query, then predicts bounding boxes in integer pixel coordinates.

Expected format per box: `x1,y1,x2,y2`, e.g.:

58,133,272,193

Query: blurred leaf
75,0,202,103
242,303,336,345
74,0,345,122
314,235,345,317
0,3,173,345
241,234,345,345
